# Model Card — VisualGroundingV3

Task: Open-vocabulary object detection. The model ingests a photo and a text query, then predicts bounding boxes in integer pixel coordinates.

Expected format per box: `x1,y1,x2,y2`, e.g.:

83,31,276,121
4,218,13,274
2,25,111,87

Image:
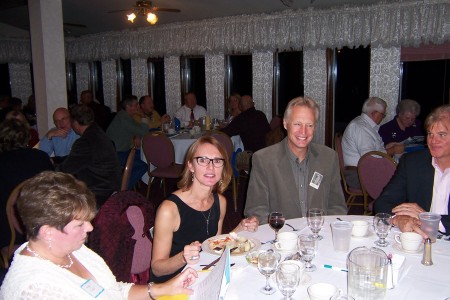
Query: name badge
81,279,104,298
309,172,323,189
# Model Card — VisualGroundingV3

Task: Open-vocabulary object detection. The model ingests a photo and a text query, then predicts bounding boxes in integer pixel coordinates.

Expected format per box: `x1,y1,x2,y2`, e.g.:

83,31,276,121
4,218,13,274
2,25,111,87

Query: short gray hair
284,96,320,123
396,99,421,116
362,97,387,115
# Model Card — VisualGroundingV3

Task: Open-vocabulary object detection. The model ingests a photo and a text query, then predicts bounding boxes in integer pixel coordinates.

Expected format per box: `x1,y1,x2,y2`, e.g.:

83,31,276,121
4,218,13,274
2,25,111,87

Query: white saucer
273,246,298,254
393,242,423,254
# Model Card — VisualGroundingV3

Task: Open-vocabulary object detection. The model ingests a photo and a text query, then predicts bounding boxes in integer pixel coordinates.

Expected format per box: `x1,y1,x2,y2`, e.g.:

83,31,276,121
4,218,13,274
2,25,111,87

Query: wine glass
269,212,285,242
276,262,301,300
373,213,392,247
307,208,325,240
298,234,316,272
257,250,281,295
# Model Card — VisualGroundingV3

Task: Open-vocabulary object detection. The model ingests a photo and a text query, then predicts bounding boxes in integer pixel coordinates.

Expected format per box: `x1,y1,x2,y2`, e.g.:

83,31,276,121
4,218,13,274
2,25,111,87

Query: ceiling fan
108,1,181,25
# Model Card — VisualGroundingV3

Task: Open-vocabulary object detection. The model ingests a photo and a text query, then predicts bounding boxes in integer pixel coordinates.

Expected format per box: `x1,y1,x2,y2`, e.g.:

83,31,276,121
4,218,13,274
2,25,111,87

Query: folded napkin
387,254,406,289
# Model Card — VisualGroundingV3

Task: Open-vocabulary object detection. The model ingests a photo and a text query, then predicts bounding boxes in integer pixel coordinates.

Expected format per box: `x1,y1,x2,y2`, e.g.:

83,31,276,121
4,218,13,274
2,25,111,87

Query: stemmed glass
257,250,281,295
269,212,285,242
298,234,316,272
373,213,392,247
276,262,301,300
307,208,325,240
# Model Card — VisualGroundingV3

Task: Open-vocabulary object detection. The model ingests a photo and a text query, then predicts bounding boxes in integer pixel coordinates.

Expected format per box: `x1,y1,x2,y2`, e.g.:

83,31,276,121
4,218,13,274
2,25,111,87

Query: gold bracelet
147,282,156,300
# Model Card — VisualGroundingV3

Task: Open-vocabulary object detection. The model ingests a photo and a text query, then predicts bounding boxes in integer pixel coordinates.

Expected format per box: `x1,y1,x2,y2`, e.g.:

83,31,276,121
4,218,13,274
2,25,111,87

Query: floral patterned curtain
252,51,273,121
205,54,225,120
9,63,32,105
164,56,181,117
131,58,148,99
102,60,117,111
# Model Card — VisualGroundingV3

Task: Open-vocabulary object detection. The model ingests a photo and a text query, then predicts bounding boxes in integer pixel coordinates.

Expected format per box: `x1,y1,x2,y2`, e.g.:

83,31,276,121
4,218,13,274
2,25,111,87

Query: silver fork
285,223,299,231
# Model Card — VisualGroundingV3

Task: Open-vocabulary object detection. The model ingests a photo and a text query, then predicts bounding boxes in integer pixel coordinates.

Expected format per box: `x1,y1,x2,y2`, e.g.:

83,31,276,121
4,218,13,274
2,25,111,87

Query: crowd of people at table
0,89,449,298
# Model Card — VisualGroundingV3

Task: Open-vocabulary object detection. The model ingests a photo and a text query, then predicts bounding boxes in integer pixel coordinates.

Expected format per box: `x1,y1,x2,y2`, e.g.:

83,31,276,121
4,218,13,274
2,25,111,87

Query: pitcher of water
347,246,389,300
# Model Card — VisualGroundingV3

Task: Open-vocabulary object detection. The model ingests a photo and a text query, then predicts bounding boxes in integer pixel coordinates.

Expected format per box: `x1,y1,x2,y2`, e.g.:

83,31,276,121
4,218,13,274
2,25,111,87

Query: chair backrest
210,132,233,161
357,151,397,199
121,137,138,191
88,191,155,284
142,133,176,168
5,182,26,266
126,206,152,275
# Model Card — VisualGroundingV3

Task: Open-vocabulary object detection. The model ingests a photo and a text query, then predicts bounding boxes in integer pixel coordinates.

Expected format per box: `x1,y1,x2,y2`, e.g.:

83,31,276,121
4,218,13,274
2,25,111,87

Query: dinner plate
201,234,261,256
393,242,423,254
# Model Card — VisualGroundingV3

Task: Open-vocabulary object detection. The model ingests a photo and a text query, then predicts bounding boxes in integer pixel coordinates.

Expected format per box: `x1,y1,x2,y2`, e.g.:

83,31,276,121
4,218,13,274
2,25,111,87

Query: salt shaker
421,238,433,266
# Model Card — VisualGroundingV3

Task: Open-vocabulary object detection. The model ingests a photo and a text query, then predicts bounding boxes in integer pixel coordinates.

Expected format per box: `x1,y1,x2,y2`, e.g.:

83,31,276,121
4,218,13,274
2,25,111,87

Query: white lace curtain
0,1,448,64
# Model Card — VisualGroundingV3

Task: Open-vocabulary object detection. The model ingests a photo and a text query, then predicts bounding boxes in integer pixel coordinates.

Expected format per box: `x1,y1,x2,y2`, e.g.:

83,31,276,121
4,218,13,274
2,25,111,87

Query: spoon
285,223,299,231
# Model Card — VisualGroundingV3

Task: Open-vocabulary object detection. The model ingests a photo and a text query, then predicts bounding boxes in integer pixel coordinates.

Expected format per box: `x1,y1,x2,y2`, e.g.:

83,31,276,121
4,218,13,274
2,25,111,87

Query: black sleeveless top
151,193,221,283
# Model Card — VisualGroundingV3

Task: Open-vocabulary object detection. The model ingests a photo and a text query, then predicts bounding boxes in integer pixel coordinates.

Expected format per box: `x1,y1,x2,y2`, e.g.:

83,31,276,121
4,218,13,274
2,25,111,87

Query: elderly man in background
174,92,207,124
342,97,404,189
79,90,109,130
379,99,425,145
244,97,347,224
107,95,149,189
375,104,450,236
58,105,121,207
135,95,171,129
39,107,79,160
220,95,270,152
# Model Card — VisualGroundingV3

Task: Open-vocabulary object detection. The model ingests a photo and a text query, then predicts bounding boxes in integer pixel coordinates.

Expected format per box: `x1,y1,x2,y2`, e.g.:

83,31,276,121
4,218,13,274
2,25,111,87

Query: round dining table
190,215,450,299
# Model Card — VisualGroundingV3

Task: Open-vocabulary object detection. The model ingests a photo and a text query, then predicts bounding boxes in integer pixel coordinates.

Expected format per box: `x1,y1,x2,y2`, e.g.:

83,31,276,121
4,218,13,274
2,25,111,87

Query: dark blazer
58,123,121,207
374,149,450,232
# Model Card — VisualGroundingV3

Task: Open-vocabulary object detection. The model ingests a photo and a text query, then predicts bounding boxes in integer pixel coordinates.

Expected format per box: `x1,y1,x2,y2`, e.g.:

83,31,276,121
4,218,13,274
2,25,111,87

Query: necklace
26,245,73,269
200,206,213,236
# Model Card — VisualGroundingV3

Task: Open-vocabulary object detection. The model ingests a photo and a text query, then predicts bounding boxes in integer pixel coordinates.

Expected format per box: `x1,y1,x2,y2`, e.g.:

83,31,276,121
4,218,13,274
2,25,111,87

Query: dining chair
210,132,238,212
120,137,138,191
357,151,397,201
334,133,366,213
2,182,26,268
142,133,183,199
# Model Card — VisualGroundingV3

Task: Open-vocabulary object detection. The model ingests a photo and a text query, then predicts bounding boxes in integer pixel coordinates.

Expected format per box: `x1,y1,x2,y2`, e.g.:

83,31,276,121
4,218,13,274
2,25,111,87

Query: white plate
201,234,261,256
393,242,423,254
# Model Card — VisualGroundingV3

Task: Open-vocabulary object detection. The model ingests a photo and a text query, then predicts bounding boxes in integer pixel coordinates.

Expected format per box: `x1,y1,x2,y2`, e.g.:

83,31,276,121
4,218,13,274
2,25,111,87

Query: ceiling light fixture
146,12,158,25
127,13,137,23
126,0,161,25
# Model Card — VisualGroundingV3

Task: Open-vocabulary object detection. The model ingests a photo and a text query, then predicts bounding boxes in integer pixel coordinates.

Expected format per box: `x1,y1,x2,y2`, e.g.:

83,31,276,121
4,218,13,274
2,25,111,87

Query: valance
0,0,449,63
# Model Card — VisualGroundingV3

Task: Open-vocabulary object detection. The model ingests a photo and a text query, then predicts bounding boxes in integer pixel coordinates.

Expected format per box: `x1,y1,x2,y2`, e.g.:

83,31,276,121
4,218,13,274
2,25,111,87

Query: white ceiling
0,0,384,38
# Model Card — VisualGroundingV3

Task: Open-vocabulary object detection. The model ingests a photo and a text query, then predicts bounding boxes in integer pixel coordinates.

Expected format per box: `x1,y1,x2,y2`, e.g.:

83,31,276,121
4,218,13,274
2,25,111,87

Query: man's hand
392,203,425,219
46,128,68,140
392,215,428,238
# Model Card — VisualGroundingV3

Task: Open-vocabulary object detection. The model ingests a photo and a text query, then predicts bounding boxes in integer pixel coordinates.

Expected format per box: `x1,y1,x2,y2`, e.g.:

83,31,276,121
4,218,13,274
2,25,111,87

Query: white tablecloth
141,132,244,182
190,215,450,299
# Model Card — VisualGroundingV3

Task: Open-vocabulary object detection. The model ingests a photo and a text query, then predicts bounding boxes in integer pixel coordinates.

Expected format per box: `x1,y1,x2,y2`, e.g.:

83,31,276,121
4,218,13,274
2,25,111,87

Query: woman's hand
148,268,198,298
236,216,259,232
182,241,202,265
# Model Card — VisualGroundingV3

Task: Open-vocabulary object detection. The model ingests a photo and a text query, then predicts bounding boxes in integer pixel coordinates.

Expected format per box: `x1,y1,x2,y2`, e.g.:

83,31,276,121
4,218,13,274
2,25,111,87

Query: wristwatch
147,282,156,300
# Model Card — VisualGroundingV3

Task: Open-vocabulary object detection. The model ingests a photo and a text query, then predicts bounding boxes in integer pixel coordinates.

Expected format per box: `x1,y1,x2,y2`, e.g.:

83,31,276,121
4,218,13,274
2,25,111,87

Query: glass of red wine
269,212,285,242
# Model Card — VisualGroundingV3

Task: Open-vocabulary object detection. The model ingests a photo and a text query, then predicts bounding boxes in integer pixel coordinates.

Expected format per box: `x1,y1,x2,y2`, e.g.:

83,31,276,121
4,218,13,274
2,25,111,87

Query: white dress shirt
342,113,386,166
430,158,450,232
174,105,207,123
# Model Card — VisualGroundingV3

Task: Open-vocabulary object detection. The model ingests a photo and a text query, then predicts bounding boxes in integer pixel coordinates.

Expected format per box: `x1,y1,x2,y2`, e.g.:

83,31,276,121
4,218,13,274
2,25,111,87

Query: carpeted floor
138,174,368,234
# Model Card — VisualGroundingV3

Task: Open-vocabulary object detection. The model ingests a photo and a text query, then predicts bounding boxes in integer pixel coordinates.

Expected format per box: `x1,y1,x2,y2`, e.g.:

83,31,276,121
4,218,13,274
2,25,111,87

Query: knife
201,247,238,270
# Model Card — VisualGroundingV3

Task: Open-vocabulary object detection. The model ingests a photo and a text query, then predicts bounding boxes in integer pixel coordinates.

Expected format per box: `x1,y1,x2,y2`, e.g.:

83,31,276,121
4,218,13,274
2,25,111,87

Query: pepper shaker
421,238,433,266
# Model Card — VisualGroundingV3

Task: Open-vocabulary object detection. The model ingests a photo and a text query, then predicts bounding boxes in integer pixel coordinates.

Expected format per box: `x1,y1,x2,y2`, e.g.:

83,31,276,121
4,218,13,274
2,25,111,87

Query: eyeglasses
194,156,225,167
376,111,387,118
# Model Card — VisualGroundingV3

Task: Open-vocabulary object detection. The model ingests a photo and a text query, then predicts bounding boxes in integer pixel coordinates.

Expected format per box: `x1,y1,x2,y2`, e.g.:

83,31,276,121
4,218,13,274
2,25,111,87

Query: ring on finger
190,255,199,260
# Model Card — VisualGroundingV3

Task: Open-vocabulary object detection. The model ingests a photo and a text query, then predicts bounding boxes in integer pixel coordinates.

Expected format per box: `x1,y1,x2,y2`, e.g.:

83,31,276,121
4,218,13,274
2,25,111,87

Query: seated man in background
136,95,171,129
379,99,425,145
58,105,121,207
244,97,347,223
174,92,207,124
375,104,450,236
220,95,270,152
79,90,109,131
342,97,404,189
39,107,79,161
107,95,149,189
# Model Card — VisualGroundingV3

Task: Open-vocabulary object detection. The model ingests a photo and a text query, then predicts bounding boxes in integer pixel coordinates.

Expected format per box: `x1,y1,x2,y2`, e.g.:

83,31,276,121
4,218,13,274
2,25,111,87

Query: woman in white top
0,171,197,300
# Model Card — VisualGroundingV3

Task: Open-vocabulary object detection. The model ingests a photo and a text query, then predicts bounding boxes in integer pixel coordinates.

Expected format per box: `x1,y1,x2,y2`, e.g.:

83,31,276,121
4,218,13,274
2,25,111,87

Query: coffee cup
274,231,298,251
162,123,170,133
193,125,201,133
351,220,370,237
167,128,176,134
307,283,339,300
394,232,423,251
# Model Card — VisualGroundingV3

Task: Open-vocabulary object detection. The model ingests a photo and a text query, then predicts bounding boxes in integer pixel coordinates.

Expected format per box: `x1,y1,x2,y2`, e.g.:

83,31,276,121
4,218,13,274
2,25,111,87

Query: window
89,61,104,104
400,59,450,120
0,63,11,97
274,51,304,116
333,46,371,134
66,62,77,107
117,58,132,106
147,58,167,114
226,54,252,98
180,56,206,109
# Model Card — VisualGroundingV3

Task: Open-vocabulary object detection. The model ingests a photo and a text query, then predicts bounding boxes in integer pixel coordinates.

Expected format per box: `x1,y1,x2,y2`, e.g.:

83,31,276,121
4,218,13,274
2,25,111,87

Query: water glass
373,213,392,247
258,250,281,295
307,208,325,240
276,262,300,300
298,234,316,272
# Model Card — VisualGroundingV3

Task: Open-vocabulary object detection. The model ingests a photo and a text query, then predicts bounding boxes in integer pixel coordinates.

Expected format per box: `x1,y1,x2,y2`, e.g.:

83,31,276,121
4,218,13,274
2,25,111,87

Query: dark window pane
121,58,132,100
148,58,167,114
181,57,206,109
277,51,304,116
66,62,77,107
228,55,252,97
0,63,11,96
401,59,450,120
334,46,370,133
94,61,104,104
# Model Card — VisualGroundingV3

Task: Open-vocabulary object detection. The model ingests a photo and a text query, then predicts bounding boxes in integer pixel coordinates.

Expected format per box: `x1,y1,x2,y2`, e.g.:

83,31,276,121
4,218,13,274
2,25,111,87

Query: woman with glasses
150,136,258,283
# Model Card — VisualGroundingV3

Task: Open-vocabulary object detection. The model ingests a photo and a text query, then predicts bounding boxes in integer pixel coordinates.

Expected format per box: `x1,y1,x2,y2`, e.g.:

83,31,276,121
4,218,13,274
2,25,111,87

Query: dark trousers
117,150,147,190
